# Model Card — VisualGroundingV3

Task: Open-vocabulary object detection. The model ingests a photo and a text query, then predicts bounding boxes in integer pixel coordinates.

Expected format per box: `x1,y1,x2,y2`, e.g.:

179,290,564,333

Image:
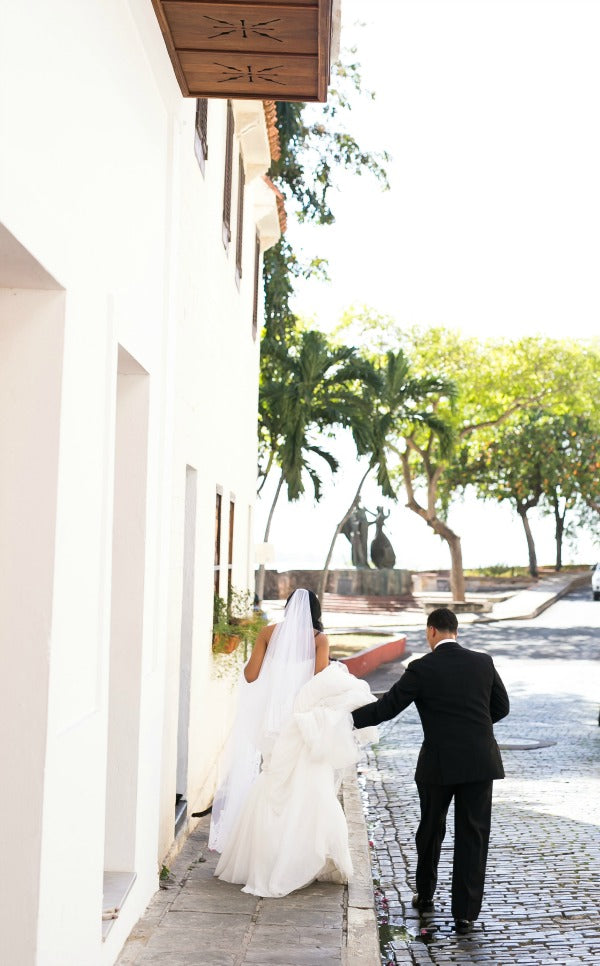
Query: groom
352,607,509,934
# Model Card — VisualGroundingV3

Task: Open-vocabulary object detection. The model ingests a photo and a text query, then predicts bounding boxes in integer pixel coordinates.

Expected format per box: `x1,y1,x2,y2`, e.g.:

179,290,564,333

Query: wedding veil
208,588,317,852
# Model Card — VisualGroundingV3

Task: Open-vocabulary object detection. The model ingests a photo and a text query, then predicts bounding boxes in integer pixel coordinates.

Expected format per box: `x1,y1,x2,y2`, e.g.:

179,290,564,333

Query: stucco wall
0,1,274,963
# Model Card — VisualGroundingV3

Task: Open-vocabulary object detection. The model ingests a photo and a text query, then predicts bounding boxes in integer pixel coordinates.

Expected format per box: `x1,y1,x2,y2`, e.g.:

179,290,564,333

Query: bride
208,588,377,898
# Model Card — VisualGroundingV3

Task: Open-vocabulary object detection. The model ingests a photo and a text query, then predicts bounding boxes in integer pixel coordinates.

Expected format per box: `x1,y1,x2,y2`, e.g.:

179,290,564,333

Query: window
252,232,261,340
227,499,235,596
194,98,208,174
222,101,234,248
235,152,245,287
214,491,222,596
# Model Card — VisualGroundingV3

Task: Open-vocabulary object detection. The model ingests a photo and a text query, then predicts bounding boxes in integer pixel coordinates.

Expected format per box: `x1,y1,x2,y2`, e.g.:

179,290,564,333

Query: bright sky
294,0,600,338
256,0,600,574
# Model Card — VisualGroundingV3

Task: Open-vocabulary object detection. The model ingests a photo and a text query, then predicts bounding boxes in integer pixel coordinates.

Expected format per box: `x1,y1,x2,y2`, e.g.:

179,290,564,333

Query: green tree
455,410,548,577
402,331,594,595
563,345,600,531
451,340,600,574
256,328,374,602
332,321,534,598
538,414,600,570
334,319,584,599
318,349,456,599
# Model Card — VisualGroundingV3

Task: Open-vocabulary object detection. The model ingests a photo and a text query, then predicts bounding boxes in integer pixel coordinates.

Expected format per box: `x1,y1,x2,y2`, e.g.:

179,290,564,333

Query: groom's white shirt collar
434,637,457,650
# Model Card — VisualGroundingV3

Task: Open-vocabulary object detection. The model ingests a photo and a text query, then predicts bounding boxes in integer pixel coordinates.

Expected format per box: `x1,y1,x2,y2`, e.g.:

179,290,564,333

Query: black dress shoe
454,918,473,934
412,893,435,913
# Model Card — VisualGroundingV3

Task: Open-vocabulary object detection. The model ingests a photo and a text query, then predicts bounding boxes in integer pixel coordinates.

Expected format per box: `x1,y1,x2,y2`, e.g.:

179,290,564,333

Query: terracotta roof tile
262,100,282,162
262,175,287,235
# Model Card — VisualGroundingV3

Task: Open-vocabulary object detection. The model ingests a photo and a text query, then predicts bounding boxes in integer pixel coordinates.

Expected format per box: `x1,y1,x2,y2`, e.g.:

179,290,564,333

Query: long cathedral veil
208,588,317,852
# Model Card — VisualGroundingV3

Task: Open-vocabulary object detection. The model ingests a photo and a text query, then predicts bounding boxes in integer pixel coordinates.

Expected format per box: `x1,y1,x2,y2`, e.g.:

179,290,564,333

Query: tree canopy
333,312,600,595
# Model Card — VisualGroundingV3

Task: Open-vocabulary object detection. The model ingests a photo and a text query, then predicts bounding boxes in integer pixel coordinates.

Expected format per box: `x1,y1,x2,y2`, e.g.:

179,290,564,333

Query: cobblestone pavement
361,589,600,965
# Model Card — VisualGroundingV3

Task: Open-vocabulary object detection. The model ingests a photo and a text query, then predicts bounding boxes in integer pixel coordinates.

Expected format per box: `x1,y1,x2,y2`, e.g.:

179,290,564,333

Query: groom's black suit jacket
352,641,510,785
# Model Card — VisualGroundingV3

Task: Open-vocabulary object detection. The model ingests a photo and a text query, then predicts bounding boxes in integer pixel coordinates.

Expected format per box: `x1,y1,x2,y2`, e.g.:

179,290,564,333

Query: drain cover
498,739,557,750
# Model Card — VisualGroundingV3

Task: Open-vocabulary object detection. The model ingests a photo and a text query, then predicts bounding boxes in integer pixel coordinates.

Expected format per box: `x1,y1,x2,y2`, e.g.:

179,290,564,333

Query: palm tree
318,350,456,599
255,329,375,603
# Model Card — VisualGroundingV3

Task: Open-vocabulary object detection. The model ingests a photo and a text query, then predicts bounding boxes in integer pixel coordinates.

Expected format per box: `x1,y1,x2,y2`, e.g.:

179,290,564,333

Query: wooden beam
150,0,190,95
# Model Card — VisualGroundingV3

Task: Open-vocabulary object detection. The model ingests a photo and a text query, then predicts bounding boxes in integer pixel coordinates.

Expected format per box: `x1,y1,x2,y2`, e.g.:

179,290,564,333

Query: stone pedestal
261,568,412,599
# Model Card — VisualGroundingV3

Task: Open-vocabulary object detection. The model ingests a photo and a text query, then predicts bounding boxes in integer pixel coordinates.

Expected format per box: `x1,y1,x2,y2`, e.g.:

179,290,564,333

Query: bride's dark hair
285,588,324,633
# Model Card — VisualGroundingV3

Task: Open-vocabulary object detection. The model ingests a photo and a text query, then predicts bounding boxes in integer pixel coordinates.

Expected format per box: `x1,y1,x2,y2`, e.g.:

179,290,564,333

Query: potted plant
212,587,267,659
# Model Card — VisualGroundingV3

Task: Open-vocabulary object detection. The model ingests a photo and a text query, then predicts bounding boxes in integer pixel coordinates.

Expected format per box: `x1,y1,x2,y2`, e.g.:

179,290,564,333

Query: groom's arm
352,662,420,729
489,664,510,723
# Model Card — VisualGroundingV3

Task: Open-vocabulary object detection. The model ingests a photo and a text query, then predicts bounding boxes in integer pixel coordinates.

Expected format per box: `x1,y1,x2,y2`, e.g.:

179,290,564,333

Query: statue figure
341,500,373,568
370,506,396,569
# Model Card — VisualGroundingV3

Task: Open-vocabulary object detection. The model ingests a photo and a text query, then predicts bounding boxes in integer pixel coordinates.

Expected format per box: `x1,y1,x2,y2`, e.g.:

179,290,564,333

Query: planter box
212,633,241,654
341,636,407,678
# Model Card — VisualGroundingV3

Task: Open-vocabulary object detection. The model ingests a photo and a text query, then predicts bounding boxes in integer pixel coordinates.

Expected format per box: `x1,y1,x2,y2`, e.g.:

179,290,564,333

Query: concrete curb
475,572,590,623
342,770,380,966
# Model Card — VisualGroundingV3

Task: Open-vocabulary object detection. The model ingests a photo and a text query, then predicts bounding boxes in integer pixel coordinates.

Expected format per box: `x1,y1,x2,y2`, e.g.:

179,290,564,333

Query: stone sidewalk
117,773,380,966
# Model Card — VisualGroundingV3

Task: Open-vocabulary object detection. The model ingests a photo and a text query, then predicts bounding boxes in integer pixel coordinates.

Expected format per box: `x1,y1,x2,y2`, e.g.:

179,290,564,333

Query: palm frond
306,444,340,474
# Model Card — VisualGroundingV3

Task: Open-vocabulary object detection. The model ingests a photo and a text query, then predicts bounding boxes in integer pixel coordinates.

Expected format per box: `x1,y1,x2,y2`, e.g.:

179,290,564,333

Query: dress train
215,662,377,897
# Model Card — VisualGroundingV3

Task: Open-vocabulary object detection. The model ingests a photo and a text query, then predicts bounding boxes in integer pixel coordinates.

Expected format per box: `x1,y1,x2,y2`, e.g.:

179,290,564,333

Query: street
361,588,600,965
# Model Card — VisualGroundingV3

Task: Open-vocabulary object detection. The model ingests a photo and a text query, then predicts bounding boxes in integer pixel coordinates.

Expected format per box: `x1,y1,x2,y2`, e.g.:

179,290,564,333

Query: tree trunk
402,503,466,602
318,467,371,602
255,471,284,604
517,504,538,578
553,498,566,571
446,530,466,603
429,519,465,602
401,452,466,603
257,450,275,497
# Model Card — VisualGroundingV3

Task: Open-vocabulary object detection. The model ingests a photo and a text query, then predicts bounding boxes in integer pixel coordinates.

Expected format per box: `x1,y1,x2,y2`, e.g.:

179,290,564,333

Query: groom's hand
352,666,419,728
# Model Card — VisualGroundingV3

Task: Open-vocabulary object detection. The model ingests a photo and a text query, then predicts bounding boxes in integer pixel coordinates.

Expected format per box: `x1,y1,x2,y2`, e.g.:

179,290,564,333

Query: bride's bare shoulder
314,630,330,673
262,623,278,643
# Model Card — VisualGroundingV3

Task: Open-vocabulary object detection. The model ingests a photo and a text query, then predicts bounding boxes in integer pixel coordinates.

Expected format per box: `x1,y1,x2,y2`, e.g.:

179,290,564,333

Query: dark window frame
214,490,223,596
227,499,235,597
194,98,208,175
235,151,245,288
222,101,235,249
252,232,261,340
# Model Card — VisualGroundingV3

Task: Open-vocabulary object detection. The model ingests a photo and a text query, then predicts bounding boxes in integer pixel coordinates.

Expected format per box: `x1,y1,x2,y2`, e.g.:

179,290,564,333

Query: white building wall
158,94,267,863
0,285,66,966
0,2,277,964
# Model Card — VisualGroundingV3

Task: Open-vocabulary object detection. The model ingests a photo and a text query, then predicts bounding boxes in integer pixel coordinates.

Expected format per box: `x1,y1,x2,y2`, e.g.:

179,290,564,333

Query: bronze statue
370,506,396,569
342,502,396,570
341,501,373,568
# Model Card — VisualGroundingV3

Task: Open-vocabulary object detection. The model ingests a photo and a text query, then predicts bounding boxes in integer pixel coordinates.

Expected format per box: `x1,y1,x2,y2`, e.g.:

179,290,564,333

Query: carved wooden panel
179,51,318,99
151,0,332,101
164,3,319,54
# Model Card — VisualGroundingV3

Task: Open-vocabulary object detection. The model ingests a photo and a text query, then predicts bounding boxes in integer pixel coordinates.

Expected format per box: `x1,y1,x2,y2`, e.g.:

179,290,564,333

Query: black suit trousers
415,779,493,921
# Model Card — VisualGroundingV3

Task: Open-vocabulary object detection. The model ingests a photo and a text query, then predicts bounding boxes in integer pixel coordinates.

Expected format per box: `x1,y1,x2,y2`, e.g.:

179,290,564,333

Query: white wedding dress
214,660,377,897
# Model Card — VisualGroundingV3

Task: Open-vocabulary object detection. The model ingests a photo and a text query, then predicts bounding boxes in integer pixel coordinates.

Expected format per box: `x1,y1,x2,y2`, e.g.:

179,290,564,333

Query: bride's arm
244,624,272,682
314,632,330,674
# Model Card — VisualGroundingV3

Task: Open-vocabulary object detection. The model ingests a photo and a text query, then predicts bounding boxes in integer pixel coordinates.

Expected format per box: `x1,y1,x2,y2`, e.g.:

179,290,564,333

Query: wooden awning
151,1,334,102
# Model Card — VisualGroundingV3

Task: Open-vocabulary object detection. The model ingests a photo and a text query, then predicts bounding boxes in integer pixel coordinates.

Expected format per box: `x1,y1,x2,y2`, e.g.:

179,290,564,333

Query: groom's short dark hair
427,607,458,634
